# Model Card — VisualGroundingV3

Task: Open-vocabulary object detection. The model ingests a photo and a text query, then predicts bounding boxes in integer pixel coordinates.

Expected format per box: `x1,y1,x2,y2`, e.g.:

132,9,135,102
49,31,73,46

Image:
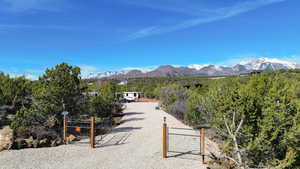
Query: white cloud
127,0,287,40
8,73,39,80
215,54,259,66
24,68,43,79
24,74,39,80
0,67,40,80
80,65,98,78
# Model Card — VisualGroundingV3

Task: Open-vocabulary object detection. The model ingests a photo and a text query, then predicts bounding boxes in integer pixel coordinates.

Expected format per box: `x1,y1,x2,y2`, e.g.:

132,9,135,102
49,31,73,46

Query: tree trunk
232,135,243,168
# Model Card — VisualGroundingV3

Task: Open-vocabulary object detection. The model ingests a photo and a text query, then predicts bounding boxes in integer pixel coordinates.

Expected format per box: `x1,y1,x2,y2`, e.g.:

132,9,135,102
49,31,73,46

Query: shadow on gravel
121,118,144,124
168,150,201,161
122,112,144,116
110,127,142,133
96,133,132,148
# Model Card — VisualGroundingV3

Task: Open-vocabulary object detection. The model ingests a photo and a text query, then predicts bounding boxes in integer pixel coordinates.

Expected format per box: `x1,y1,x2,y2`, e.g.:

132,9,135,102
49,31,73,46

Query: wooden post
63,116,67,144
90,117,95,148
166,126,169,152
163,117,167,158
200,128,205,163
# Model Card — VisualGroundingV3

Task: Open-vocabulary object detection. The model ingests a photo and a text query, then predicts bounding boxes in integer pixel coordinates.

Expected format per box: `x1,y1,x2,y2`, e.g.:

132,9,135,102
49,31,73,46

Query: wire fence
65,117,113,145
167,127,201,159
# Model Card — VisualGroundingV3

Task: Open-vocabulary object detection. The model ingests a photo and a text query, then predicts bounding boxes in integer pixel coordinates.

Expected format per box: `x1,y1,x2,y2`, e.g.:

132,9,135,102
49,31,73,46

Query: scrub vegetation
1,63,300,168
155,70,300,169
0,63,122,149
97,70,300,168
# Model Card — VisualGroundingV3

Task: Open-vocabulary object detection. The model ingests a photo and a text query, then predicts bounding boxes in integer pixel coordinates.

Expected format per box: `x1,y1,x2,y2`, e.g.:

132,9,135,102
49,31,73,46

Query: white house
123,92,142,102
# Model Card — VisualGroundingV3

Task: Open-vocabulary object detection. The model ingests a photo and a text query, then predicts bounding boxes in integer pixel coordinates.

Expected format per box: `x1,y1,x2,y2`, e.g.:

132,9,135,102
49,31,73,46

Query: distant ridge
86,58,300,79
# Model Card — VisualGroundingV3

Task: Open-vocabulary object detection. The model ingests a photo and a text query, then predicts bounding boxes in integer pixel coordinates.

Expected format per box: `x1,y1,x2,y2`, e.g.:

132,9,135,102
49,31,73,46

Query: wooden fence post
90,117,95,148
63,116,67,144
163,117,167,158
200,128,205,163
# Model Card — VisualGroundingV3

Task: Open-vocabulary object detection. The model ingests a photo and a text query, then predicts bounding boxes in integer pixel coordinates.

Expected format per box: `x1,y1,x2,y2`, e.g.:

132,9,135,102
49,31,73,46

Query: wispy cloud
119,0,217,16
127,0,287,40
0,0,69,13
128,26,159,40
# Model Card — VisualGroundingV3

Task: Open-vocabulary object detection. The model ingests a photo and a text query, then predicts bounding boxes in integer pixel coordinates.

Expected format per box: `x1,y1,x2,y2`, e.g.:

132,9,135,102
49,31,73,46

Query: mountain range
86,58,300,79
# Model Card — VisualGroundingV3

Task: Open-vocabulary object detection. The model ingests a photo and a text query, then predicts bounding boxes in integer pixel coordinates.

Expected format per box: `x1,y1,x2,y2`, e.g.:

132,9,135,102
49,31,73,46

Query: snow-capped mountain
86,71,126,79
86,58,300,79
188,64,209,70
238,58,297,71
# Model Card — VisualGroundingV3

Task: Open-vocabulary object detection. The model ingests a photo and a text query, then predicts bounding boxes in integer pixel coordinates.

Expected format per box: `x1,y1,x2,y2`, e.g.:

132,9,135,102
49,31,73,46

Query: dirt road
0,102,217,169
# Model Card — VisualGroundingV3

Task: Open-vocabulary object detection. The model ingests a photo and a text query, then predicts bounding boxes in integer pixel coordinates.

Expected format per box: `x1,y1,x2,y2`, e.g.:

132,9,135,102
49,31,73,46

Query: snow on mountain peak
85,57,300,79
239,57,297,70
188,64,209,70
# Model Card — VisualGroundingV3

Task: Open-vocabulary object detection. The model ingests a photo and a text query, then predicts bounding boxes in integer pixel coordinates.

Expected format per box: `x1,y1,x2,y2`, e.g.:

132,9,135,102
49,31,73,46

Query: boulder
15,138,26,149
51,140,57,147
33,139,39,148
25,136,34,148
50,138,62,147
67,134,77,143
113,117,122,125
39,138,50,147
55,137,62,145
0,126,13,151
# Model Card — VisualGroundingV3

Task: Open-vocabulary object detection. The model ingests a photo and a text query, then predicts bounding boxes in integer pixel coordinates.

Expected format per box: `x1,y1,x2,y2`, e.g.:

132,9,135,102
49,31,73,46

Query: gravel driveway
0,102,217,169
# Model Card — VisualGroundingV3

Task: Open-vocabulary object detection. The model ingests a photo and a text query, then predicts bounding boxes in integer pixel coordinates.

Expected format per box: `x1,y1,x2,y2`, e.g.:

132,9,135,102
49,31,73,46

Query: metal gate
63,116,112,148
162,117,206,163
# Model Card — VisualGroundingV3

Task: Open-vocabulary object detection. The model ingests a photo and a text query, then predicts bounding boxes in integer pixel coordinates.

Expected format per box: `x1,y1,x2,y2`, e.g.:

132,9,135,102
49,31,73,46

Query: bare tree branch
223,114,233,136
235,118,244,135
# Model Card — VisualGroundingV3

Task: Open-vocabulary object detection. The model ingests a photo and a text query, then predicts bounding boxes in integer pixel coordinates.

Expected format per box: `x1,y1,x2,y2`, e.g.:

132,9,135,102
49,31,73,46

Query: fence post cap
62,111,69,116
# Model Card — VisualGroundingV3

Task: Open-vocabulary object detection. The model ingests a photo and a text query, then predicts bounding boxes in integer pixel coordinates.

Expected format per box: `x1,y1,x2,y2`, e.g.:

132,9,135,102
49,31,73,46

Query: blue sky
0,0,300,79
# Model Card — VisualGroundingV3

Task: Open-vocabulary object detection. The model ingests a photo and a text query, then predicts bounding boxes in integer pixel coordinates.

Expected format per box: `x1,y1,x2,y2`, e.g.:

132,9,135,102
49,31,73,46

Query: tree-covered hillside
89,75,227,98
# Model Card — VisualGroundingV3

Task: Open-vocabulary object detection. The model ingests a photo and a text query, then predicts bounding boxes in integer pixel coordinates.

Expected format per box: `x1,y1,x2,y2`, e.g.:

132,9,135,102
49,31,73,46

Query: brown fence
135,98,157,102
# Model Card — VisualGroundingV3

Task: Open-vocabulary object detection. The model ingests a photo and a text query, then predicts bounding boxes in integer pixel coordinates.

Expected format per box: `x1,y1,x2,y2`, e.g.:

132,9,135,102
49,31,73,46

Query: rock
113,117,122,125
39,138,49,147
33,139,39,148
15,138,26,149
0,126,13,151
55,138,62,145
67,134,77,143
51,140,57,147
25,136,34,148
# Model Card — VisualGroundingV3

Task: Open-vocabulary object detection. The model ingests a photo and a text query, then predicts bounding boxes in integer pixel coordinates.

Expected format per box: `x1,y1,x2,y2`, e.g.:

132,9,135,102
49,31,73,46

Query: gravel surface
0,102,219,169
